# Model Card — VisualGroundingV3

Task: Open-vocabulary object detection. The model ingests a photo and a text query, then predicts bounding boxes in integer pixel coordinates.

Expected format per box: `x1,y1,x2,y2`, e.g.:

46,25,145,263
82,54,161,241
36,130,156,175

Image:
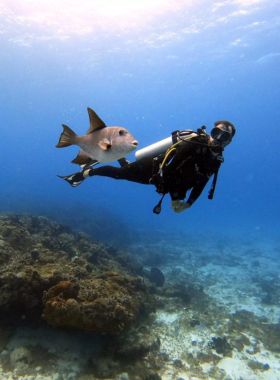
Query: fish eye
119,130,125,136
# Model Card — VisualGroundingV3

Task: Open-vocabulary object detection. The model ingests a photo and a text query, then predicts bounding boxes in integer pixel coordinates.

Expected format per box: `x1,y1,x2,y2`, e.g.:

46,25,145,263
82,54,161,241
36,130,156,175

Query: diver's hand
174,202,191,213
171,200,180,210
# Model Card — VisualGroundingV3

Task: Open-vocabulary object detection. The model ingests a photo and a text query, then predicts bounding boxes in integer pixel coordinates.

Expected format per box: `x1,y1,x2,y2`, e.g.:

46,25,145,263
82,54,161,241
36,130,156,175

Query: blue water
1,0,280,244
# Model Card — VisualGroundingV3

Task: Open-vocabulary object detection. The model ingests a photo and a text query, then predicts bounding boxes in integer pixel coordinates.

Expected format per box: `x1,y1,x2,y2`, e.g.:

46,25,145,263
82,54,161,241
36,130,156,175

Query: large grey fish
56,107,138,165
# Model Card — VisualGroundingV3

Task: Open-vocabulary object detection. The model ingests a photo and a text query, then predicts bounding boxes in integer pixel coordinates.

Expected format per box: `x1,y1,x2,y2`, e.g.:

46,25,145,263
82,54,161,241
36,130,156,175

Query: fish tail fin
57,171,85,187
56,124,77,148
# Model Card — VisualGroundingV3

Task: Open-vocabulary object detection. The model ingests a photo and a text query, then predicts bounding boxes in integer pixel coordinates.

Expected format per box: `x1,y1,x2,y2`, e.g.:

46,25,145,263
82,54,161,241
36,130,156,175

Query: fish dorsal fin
98,138,111,150
86,107,107,134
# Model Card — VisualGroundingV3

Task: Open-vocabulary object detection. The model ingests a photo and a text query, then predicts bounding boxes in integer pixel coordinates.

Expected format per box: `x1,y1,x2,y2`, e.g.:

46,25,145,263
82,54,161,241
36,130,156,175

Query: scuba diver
58,121,236,214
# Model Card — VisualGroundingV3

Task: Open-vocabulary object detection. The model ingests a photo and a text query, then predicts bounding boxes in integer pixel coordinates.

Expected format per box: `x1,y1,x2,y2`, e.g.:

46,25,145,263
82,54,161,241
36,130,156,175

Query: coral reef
208,336,233,356
0,213,156,334
1,214,280,380
10,347,33,375
42,273,152,334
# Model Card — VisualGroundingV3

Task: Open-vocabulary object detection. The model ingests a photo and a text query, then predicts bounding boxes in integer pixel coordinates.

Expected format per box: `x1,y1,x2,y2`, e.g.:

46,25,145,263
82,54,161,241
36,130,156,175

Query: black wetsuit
88,134,223,205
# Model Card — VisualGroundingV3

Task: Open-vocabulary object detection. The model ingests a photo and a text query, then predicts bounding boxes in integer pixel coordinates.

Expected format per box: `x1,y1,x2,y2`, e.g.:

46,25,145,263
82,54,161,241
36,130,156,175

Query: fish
142,267,165,287
56,107,138,165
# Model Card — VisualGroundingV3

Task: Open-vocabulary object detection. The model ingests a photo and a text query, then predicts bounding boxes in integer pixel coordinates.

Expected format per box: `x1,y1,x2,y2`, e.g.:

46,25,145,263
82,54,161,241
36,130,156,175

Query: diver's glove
171,200,180,210
173,202,191,213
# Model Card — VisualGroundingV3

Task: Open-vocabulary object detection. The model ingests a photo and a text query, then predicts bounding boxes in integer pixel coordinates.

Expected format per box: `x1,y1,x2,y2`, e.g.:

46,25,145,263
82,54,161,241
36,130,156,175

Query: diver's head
209,121,236,154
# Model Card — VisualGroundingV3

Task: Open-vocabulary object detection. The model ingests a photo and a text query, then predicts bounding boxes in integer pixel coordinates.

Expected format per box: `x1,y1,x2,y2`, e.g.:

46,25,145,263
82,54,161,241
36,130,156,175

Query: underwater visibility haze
0,0,280,379
1,0,279,239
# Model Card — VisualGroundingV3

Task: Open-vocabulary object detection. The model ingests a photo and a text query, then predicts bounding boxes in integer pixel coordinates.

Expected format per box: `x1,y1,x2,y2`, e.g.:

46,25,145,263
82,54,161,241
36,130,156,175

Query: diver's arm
186,176,209,205
173,176,209,213
118,157,130,167
187,159,222,205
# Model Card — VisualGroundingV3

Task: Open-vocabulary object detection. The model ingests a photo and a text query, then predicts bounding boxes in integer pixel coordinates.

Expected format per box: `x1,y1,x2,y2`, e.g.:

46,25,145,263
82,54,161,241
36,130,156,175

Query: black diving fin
57,160,99,187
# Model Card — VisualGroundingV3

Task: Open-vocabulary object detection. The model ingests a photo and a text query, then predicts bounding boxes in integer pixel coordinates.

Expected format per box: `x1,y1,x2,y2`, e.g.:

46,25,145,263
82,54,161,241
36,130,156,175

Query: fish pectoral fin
71,149,92,165
98,139,112,150
86,107,107,134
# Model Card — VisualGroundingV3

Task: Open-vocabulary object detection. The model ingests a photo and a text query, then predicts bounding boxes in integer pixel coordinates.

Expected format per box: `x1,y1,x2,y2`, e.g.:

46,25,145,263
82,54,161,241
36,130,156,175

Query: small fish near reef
56,107,138,165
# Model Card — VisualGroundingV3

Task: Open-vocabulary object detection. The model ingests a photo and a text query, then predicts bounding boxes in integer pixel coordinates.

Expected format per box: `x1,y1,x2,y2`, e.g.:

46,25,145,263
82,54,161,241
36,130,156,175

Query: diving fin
57,171,86,187
58,160,100,187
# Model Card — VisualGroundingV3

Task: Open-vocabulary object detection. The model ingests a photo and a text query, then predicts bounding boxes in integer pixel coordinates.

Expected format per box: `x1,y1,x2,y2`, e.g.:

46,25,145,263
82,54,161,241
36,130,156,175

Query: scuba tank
135,130,198,161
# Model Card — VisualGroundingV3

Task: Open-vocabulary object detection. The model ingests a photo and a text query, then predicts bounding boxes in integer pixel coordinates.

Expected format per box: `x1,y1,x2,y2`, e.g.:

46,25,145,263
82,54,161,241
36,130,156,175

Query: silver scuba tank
135,130,197,161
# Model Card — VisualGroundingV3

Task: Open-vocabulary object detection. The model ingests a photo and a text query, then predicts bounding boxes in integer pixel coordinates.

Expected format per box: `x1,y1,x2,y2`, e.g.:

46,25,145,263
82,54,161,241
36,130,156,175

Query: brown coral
0,213,156,334
42,273,147,334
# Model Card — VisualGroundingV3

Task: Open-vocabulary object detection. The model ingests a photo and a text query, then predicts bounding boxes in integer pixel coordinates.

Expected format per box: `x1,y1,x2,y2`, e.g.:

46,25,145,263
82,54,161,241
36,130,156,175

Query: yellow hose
159,132,206,175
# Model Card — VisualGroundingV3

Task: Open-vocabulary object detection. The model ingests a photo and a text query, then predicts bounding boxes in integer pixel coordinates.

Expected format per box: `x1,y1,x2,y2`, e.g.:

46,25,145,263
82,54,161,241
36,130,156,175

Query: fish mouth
132,140,138,147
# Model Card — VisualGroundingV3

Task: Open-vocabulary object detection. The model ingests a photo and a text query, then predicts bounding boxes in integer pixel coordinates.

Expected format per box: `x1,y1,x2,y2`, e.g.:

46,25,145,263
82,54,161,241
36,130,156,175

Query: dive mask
211,122,236,148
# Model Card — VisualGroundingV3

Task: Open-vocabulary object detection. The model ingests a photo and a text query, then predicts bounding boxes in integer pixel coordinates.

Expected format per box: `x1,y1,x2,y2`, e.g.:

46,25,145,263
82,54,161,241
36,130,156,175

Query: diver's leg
87,160,152,185
118,157,130,166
